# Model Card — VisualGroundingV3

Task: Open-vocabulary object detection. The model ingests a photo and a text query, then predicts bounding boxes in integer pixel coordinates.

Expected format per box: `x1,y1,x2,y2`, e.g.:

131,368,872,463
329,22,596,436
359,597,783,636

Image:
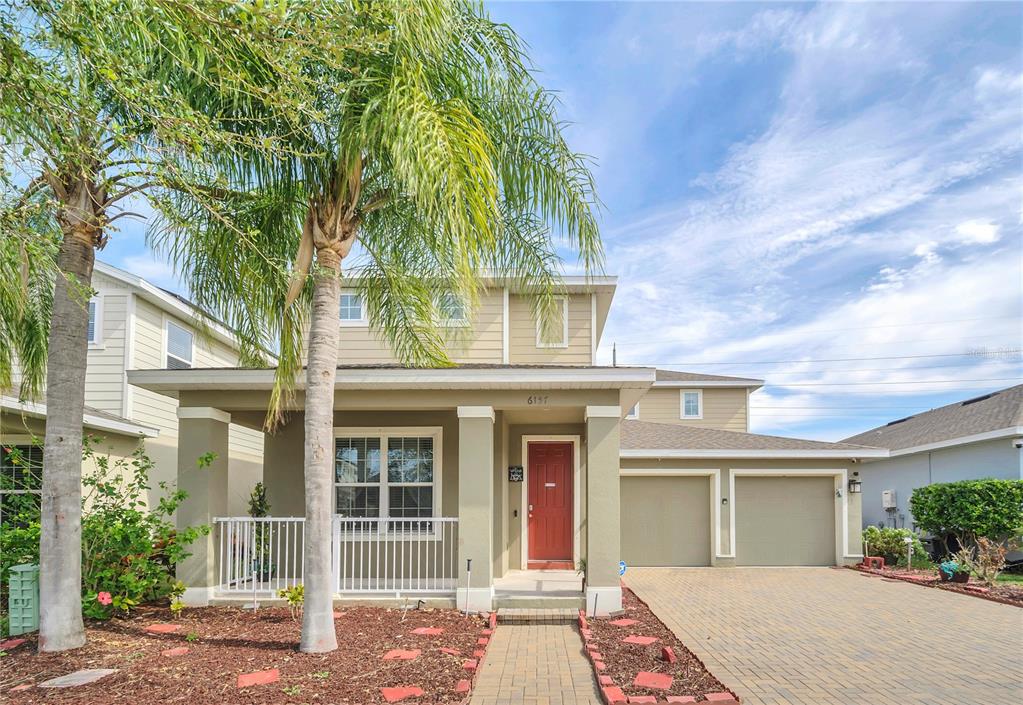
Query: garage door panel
621,476,711,567
735,476,835,566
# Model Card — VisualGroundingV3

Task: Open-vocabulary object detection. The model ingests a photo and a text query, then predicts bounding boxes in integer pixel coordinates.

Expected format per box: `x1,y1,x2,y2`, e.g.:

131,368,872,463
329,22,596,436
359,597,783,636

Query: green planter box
8,563,39,636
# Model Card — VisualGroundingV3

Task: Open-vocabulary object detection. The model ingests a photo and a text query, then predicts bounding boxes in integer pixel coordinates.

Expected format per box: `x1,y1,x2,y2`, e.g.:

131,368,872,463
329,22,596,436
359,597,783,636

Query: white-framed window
87,298,102,346
680,389,703,419
0,443,43,527
165,320,194,369
334,428,442,530
535,296,569,348
436,292,467,325
339,291,367,325
625,404,639,420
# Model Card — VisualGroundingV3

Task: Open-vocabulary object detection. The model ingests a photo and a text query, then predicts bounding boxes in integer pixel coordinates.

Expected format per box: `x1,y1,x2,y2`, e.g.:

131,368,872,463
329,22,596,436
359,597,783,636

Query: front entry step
496,607,580,624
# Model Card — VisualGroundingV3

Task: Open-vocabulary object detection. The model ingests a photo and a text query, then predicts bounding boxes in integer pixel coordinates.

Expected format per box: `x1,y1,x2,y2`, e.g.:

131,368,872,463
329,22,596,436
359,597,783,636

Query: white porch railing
212,516,458,597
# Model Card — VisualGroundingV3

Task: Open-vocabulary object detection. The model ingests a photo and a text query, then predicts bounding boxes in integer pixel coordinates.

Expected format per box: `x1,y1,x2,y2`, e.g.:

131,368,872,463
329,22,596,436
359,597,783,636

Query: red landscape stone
589,652,604,661
661,646,677,663
473,649,486,659
666,697,697,703
0,638,27,650
145,623,181,634
383,649,421,661
454,679,471,693
333,611,343,618
579,614,589,630
237,669,279,688
161,647,189,657
380,686,424,702
594,661,607,671
481,628,493,636
633,671,673,690
598,675,614,686
477,637,489,645
609,618,638,627
438,647,461,656
10,684,32,692
602,686,627,703
627,697,657,704
489,612,497,629
622,635,658,646
411,627,443,636
462,659,478,671
705,693,739,703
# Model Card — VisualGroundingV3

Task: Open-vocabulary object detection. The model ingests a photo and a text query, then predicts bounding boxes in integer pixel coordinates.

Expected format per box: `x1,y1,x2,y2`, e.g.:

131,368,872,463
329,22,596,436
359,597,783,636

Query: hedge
909,479,1023,546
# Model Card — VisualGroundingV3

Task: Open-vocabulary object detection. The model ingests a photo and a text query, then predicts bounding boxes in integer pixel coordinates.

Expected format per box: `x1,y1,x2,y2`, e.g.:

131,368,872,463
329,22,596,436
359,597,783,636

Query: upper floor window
535,296,568,348
87,298,101,345
339,292,367,325
625,404,639,420
436,292,466,325
166,320,194,369
680,390,703,419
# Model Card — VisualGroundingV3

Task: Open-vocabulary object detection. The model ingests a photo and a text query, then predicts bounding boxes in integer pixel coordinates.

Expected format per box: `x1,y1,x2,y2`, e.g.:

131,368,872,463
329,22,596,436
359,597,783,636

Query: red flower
97,592,113,606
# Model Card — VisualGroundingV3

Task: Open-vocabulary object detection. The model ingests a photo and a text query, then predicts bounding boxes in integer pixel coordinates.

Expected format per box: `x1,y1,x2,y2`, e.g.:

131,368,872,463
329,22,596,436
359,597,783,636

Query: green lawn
995,572,1023,584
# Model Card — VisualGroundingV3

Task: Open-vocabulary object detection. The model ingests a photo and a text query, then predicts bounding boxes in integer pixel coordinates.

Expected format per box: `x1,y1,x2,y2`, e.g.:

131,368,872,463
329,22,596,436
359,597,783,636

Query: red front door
527,442,573,566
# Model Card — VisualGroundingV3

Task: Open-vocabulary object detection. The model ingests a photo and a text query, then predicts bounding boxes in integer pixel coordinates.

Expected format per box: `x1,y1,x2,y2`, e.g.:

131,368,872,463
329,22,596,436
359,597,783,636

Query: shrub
909,479,1023,553
278,584,304,619
955,536,1022,585
862,526,927,567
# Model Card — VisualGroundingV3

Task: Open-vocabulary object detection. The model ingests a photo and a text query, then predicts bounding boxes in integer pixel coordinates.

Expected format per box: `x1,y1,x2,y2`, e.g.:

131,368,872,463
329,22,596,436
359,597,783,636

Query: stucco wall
858,438,1022,529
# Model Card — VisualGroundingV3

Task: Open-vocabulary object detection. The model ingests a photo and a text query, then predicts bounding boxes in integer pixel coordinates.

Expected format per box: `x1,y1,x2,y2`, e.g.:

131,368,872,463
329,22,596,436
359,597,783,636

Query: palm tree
0,0,348,651
158,0,602,653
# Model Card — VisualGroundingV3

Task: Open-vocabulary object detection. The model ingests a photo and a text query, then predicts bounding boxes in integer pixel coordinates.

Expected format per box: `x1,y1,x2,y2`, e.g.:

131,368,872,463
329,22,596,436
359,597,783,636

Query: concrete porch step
495,606,580,624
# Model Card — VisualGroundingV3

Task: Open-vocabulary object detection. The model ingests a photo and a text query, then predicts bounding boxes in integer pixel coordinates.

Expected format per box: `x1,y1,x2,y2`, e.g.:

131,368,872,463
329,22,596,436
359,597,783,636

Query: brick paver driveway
628,567,1023,705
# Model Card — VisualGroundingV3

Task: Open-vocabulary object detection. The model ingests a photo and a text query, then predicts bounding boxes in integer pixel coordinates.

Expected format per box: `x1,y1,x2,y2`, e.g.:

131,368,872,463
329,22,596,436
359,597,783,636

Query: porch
126,365,654,614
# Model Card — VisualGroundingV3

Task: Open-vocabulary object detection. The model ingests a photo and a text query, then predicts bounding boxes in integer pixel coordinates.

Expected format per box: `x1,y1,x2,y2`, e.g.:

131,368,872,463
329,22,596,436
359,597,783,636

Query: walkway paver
469,622,601,705
627,567,1023,705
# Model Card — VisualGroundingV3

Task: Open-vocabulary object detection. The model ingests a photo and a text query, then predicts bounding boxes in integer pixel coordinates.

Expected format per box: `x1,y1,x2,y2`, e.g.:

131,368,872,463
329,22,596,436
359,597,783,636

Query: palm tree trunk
299,246,341,653
38,224,95,652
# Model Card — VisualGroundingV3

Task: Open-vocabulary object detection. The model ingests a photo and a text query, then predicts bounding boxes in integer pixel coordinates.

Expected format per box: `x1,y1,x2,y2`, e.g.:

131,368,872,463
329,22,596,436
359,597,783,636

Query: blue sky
101,1,1023,441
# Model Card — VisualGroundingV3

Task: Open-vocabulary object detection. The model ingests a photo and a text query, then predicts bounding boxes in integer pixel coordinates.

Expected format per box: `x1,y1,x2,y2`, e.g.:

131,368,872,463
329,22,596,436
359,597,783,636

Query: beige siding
508,293,592,365
634,387,748,431
83,291,129,415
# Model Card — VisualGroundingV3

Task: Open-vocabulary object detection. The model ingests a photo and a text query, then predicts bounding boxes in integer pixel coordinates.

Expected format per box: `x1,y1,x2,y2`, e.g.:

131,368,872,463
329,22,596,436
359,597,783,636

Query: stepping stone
633,671,673,690
454,679,471,693
0,638,27,651
39,669,118,688
598,675,614,686
383,649,421,661
462,659,478,671
609,618,638,627
661,646,677,663
10,684,33,692
380,686,424,702
623,635,658,646
161,647,189,657
602,686,627,704
237,669,279,688
145,623,181,634
628,697,657,704
666,697,697,704
411,627,443,636
438,647,461,656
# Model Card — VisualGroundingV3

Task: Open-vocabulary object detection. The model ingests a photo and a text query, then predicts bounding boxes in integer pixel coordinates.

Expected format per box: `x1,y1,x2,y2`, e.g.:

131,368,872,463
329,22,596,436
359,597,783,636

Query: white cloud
119,254,178,288
954,220,1001,245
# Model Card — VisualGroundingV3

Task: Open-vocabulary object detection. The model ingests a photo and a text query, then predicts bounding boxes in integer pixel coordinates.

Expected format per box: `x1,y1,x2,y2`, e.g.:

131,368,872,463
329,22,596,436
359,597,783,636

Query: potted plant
939,559,970,583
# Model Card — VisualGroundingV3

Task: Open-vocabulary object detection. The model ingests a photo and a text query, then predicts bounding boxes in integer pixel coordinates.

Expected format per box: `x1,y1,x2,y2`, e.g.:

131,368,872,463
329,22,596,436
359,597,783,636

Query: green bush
862,526,928,567
1,438,209,629
909,479,1023,552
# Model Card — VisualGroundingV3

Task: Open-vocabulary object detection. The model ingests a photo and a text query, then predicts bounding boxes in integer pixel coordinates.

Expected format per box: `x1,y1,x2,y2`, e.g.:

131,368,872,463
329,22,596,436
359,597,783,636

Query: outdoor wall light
848,479,863,494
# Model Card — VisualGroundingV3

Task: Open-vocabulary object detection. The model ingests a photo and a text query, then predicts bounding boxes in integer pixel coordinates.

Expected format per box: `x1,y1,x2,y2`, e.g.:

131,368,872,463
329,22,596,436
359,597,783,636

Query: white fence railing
213,516,459,596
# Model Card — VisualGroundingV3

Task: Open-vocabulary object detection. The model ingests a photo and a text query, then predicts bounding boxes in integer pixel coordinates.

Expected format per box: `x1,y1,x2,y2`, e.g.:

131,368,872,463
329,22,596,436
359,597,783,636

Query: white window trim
535,295,569,349
87,296,103,348
436,292,468,327
339,289,368,327
625,403,639,420
680,389,703,419
163,318,194,369
332,427,444,538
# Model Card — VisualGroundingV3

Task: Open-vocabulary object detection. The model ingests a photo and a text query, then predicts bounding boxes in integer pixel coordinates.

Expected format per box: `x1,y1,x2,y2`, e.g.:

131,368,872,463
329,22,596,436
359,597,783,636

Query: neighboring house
127,274,886,613
842,385,1023,530
0,261,265,524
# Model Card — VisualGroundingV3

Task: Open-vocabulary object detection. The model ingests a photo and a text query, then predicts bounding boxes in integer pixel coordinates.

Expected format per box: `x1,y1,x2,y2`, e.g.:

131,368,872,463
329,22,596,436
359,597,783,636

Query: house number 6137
526,395,549,406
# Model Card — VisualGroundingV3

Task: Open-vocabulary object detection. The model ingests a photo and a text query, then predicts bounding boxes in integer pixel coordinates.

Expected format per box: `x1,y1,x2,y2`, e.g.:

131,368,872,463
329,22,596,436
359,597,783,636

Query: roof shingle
655,369,763,384
622,419,879,452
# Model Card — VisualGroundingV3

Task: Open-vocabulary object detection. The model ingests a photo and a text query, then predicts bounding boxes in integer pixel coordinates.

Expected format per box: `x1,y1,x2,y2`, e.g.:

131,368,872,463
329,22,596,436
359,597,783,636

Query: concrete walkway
627,567,1023,705
469,622,601,705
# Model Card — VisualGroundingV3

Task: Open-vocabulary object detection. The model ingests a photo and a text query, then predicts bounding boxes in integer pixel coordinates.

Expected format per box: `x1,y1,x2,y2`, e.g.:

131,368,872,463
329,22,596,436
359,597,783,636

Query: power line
617,333,1017,348
737,362,1019,376
761,377,1021,388
629,350,1022,366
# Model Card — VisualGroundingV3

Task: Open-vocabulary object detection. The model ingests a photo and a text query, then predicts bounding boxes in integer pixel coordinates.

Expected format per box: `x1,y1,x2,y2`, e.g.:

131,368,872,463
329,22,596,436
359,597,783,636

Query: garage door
620,476,711,566
734,476,835,566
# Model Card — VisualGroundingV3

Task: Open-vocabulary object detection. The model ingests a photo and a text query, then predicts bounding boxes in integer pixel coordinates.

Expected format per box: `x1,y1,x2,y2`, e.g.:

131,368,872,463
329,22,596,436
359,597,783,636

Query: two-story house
0,261,264,525
126,274,885,613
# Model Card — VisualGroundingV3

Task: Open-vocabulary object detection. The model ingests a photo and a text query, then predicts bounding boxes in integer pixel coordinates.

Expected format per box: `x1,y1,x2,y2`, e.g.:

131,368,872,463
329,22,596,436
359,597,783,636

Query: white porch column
585,405,623,615
175,406,231,606
457,406,494,612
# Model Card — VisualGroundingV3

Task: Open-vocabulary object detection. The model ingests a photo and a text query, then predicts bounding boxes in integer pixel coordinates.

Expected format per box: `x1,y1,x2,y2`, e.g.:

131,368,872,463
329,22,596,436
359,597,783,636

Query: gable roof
841,384,1023,453
653,369,764,388
1,396,159,438
621,419,885,459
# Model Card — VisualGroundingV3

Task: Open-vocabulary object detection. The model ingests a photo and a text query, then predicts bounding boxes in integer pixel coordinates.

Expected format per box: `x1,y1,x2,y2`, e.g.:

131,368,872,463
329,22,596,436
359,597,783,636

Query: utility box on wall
881,489,897,509
7,563,40,636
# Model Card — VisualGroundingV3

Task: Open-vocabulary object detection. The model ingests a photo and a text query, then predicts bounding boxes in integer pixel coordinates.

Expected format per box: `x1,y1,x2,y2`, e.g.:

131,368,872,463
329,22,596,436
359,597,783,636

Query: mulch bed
1,604,491,704
850,564,1023,607
581,588,738,704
